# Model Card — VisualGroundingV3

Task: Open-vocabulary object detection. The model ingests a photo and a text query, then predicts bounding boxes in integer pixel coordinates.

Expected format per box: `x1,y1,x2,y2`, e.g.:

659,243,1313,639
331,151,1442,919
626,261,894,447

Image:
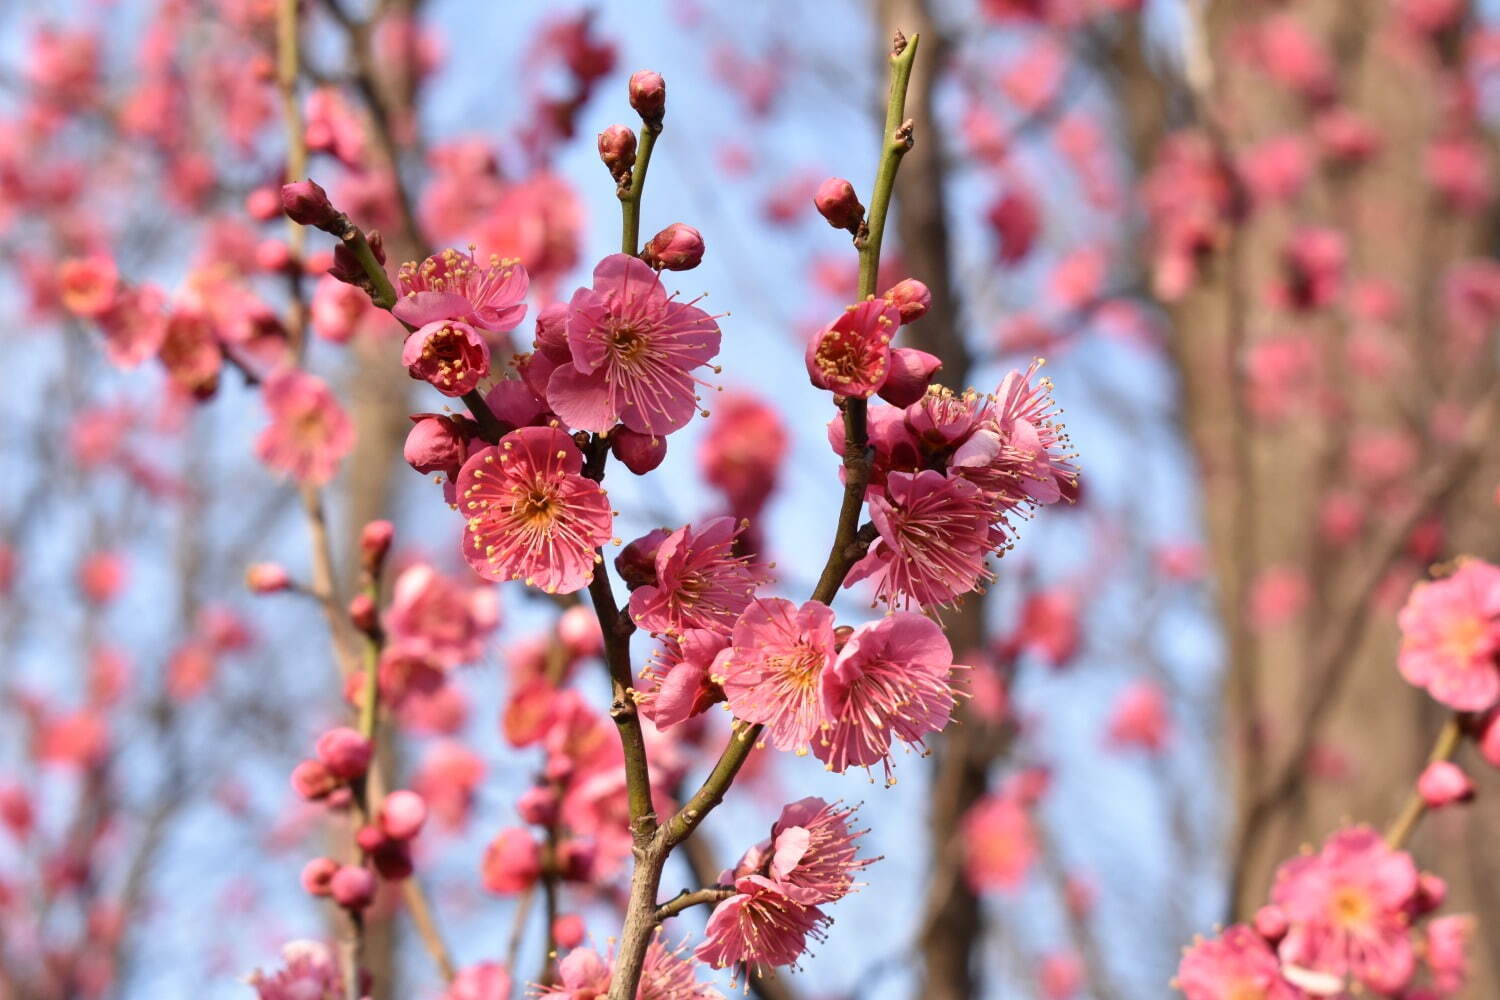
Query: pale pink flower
482,827,542,894
962,792,1035,893
627,517,766,634
533,947,611,998
1396,559,1500,711
816,614,958,779
413,741,485,830
394,248,529,332
385,564,500,667
805,298,900,398
1175,925,1303,1000
695,879,827,973
1039,951,1082,1000
1250,566,1309,632
1105,679,1171,753
96,284,167,368
956,362,1078,507
716,599,836,754
245,940,343,1000
635,629,730,731
402,320,490,397
476,172,583,295
846,470,995,610
442,962,512,1000
534,938,721,1000
547,254,721,435
254,368,355,486
1004,589,1081,667
1272,826,1418,995
455,427,613,594
309,274,369,343
58,254,119,318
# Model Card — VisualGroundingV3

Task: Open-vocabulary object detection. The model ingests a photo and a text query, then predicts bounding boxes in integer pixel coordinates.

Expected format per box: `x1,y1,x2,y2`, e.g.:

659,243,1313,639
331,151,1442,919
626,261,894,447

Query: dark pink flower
1175,925,1302,1000
455,427,613,594
1271,826,1418,994
254,368,355,486
394,248,529,332
757,797,871,905
1397,559,1500,711
627,517,766,634
547,254,721,435
816,613,958,780
717,599,836,754
636,629,729,731
402,320,490,397
846,470,995,610
805,298,900,398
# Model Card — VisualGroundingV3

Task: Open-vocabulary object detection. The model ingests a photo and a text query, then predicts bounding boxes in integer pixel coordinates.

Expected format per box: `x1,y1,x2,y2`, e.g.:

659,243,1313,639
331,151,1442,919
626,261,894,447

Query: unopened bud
628,70,666,126
877,348,942,408
883,278,932,324
281,179,339,229
379,790,428,841
329,865,376,910
610,427,668,474
255,239,294,273
246,562,291,594
290,759,339,801
598,124,637,180
246,187,283,222
315,727,373,780
349,593,378,633
300,857,340,896
1417,760,1474,808
641,223,704,272
1252,905,1288,942
815,177,864,233
360,520,395,575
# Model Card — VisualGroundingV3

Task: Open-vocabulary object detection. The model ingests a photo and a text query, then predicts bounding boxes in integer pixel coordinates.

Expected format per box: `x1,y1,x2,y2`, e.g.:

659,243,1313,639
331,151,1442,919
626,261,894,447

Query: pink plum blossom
547,253,721,436
627,517,766,634
805,298,899,398
254,368,355,486
394,248,529,332
716,599,836,754
455,427,613,594
1175,925,1303,1000
385,563,499,667
1396,559,1500,711
402,320,491,397
962,792,1036,893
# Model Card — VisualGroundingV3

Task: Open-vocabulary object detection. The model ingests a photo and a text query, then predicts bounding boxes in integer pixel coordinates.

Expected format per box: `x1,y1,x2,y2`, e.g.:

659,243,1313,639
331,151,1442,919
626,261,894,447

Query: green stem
1384,714,1466,849
619,125,659,256
858,34,920,299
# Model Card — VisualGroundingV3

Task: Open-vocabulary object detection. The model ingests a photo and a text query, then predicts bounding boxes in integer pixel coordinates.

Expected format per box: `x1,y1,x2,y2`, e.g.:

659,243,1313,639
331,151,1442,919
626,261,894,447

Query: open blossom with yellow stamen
716,598,836,755
402,319,491,397
1396,558,1500,711
455,426,612,594
546,253,721,436
394,247,529,332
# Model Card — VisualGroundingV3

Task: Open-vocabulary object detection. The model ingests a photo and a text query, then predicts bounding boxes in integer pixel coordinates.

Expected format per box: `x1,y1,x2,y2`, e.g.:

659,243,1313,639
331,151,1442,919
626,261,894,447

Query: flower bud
1414,872,1448,914
553,913,586,950
371,840,414,881
360,520,394,575
482,828,542,894
405,413,474,478
877,348,942,408
349,593,378,634
641,223,705,271
356,824,388,854
379,790,428,841
516,785,561,827
281,179,339,229
1418,760,1474,807
556,838,596,883
329,865,377,910
610,427,668,474
597,124,637,180
291,759,339,800
533,303,572,363
1477,709,1500,767
883,278,932,324
300,856,340,896
315,727,373,780
815,177,864,233
628,70,666,125
1252,905,1288,942
255,239,294,273
246,562,291,594
615,528,669,591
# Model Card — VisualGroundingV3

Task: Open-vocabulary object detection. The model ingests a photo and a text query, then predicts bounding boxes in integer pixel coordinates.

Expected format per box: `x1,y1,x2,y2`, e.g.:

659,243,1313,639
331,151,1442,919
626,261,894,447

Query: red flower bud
246,563,291,594
379,790,428,841
246,187,282,222
348,593,378,634
1417,760,1474,807
815,177,864,233
255,239,294,273
516,785,561,827
641,223,705,271
360,520,394,575
405,413,475,478
329,865,376,910
877,347,942,408
1252,905,1288,943
300,856,340,896
610,427,668,474
290,759,339,800
883,278,932,324
371,840,414,881
628,70,666,125
598,124,637,179
315,727,373,780
281,179,338,229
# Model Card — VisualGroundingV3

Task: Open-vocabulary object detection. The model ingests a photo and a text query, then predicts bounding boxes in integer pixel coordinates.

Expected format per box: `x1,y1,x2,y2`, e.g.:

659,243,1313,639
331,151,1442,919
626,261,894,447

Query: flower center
1329,885,1372,929
609,323,647,363
772,646,823,690
1443,615,1488,664
518,488,557,528
1226,981,1267,1000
